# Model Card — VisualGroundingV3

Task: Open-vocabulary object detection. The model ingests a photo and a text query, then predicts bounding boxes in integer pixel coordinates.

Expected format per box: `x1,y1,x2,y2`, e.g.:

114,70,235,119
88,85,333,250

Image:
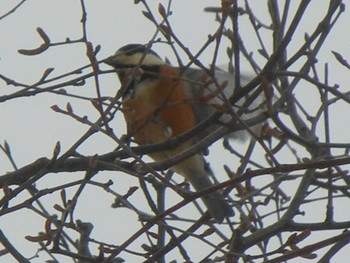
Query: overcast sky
1,1,350,262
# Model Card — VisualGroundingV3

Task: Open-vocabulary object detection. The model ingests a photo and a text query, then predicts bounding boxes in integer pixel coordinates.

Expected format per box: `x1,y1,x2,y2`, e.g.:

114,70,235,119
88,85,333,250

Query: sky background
1,0,350,262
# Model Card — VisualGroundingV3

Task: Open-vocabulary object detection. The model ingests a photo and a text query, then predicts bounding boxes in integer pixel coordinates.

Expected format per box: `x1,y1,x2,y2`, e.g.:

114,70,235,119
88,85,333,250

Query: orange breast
122,66,196,161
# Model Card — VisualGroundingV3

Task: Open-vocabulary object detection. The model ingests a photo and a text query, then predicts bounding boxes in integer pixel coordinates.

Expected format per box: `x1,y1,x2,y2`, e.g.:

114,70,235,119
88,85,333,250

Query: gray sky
1,1,350,262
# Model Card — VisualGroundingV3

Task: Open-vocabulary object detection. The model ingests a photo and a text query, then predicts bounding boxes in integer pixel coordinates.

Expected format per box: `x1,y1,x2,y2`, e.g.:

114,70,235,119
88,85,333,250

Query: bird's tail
173,155,234,223
187,170,234,223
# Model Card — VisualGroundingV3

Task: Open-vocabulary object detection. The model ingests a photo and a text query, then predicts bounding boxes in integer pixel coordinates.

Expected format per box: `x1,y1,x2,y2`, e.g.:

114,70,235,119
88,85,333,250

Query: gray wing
182,68,264,142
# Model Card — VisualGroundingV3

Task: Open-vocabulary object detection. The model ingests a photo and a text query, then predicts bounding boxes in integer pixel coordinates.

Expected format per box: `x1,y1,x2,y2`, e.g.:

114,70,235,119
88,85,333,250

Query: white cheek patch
116,53,166,66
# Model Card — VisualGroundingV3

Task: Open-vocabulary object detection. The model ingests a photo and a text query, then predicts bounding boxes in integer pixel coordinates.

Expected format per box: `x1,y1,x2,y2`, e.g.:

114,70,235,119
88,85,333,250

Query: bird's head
104,44,166,68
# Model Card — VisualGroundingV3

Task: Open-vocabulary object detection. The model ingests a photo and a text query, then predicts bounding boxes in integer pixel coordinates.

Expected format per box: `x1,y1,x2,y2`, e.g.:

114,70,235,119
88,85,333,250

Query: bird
104,43,264,222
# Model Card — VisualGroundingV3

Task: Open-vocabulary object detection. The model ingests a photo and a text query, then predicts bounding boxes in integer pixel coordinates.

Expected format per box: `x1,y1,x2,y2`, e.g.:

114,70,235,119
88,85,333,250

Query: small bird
105,44,263,222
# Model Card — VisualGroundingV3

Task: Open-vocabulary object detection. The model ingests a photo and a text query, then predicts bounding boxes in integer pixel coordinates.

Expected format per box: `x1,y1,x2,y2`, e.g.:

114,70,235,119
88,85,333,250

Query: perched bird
105,44,264,222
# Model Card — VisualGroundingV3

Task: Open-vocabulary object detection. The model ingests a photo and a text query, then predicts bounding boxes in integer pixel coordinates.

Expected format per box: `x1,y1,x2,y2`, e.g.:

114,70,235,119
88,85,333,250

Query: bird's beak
103,55,118,67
